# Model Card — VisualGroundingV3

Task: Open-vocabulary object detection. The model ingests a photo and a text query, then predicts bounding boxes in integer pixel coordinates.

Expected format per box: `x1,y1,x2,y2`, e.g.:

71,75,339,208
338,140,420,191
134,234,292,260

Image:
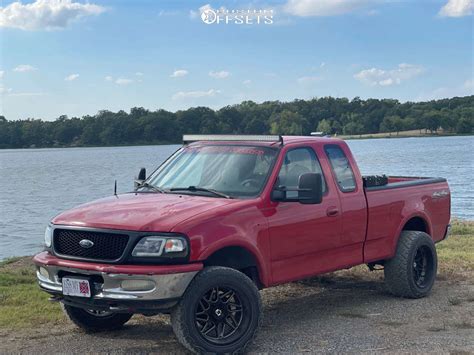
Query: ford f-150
34,134,451,354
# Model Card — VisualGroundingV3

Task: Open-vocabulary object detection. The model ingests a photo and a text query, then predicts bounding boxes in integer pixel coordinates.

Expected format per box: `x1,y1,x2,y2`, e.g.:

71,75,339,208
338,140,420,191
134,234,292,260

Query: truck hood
52,192,237,232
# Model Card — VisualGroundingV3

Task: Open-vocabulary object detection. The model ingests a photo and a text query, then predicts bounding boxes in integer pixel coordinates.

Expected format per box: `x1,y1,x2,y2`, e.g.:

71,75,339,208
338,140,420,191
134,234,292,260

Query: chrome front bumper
36,264,198,301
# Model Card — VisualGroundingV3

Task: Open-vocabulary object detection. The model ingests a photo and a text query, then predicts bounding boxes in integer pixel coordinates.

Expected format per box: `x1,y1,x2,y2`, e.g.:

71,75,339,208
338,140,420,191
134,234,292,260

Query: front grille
54,229,129,261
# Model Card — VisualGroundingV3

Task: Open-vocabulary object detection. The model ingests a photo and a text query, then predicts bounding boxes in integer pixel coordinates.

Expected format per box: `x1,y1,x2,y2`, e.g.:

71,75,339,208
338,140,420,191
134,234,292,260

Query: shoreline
0,133,472,150
339,131,473,140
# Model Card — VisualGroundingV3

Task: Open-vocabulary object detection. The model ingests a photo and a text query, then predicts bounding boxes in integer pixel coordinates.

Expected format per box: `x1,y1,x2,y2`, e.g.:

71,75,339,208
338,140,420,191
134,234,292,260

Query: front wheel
62,304,133,332
171,266,262,354
384,230,437,298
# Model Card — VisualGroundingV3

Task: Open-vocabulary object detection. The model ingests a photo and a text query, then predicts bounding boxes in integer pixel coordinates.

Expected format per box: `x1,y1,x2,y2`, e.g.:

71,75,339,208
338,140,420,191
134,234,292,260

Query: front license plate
62,277,91,298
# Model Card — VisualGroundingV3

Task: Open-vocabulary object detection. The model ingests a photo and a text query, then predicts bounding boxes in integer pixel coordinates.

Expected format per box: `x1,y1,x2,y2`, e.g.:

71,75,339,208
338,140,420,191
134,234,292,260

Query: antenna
114,180,117,196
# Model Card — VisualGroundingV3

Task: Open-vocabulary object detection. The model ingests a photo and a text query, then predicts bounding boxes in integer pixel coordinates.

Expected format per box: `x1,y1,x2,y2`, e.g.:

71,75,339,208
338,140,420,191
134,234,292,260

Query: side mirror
271,186,286,201
298,173,323,204
134,167,146,191
138,167,146,181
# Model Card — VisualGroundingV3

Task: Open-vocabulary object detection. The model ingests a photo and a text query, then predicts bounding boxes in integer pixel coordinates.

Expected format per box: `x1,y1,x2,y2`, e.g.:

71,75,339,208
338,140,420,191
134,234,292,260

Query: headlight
132,236,187,257
44,225,52,248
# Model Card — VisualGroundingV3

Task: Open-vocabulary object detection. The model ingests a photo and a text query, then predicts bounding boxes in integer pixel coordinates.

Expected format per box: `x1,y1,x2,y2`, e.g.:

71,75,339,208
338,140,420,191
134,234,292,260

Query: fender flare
391,211,433,254
197,238,270,287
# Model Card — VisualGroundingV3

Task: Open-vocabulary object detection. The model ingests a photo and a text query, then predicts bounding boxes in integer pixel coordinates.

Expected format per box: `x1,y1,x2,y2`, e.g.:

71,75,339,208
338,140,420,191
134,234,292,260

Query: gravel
1,272,473,354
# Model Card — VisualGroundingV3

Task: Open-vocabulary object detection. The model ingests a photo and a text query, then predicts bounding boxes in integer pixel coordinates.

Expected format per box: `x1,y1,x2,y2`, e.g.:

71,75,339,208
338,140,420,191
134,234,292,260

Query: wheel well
203,246,262,288
402,217,428,234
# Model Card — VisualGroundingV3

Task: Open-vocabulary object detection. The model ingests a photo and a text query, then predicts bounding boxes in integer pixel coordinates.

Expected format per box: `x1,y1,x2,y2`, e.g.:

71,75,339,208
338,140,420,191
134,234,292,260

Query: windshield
147,145,278,198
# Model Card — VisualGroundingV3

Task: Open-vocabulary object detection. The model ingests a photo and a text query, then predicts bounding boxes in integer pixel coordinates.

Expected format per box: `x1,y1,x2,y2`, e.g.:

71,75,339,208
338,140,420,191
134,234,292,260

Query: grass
0,220,472,331
0,258,64,330
436,219,474,274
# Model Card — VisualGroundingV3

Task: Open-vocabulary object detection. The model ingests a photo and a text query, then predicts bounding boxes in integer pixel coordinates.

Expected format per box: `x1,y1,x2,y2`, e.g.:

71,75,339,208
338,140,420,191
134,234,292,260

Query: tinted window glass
325,145,356,192
277,147,326,199
148,145,278,198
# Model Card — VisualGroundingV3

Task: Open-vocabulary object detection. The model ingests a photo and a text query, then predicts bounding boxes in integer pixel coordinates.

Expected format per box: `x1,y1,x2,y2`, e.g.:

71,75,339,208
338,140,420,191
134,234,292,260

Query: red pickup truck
34,135,451,354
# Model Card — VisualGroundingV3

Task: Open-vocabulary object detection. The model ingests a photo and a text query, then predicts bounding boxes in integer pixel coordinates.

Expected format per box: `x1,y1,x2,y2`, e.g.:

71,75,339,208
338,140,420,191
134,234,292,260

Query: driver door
266,145,343,284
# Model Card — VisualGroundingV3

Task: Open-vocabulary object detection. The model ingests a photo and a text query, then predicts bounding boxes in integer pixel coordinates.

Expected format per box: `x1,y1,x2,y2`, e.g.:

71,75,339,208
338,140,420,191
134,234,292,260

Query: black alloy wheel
412,245,435,288
195,286,246,344
171,266,262,354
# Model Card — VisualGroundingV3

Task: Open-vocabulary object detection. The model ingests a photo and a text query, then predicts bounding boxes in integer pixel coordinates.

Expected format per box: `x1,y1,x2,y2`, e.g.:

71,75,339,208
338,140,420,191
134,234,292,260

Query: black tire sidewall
176,267,262,354
385,230,438,298
62,304,132,332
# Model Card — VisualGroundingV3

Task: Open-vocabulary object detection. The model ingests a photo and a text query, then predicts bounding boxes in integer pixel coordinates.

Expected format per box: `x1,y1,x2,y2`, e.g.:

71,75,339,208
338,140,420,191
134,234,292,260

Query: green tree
316,119,331,134
380,116,394,136
0,95,473,148
422,111,443,134
343,121,364,136
270,110,307,135
391,115,404,136
456,116,473,134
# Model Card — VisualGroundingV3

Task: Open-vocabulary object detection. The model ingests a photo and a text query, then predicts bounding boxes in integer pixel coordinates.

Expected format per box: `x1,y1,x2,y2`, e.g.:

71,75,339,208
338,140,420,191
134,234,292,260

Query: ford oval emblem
79,239,94,249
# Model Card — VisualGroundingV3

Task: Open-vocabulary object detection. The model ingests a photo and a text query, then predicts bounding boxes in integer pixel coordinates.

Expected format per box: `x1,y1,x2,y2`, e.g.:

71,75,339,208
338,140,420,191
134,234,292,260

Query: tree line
0,95,472,149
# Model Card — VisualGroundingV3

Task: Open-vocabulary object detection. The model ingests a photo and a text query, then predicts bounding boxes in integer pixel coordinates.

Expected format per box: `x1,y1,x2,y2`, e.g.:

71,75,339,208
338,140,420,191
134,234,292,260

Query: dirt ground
1,269,473,354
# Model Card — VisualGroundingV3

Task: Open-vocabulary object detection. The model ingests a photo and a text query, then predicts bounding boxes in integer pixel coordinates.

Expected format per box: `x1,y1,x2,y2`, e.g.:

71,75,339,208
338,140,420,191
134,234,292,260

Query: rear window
324,145,357,192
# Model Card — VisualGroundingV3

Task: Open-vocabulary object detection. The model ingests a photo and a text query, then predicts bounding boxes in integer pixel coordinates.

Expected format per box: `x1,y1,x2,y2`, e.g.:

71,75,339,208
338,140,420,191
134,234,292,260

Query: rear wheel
62,304,132,332
171,266,262,354
384,230,437,298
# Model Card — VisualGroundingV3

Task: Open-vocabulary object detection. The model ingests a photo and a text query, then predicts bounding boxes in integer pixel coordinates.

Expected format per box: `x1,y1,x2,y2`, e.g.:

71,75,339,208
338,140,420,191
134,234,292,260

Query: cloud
64,73,79,81
190,4,226,19
158,10,179,17
209,70,230,79
417,78,474,101
135,72,143,76
8,92,46,97
104,75,113,81
13,64,37,72
297,76,321,84
115,78,133,85
243,79,252,85
0,86,13,94
264,73,278,78
439,0,473,17
0,70,4,79
464,78,474,90
354,63,424,86
283,0,374,16
170,69,188,78
0,0,106,31
172,89,221,100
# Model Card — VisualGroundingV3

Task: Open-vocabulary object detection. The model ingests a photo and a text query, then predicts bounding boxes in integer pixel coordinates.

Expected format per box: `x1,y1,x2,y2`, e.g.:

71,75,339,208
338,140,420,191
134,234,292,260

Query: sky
0,0,473,121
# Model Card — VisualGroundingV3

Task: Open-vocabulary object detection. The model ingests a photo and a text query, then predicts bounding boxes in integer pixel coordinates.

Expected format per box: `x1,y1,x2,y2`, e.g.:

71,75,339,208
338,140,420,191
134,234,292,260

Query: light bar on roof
183,134,282,144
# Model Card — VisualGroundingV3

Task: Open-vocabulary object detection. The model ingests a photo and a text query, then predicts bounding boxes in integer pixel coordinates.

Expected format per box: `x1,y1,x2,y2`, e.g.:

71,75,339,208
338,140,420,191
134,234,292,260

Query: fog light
120,279,155,291
39,267,49,279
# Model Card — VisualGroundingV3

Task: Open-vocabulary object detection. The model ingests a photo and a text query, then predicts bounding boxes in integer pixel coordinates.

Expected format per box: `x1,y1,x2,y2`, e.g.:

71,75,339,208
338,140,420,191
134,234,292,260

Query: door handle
326,207,339,217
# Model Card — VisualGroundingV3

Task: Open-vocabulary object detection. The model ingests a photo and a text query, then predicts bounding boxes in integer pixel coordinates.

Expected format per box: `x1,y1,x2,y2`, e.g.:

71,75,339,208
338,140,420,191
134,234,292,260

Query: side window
277,147,326,199
324,145,356,192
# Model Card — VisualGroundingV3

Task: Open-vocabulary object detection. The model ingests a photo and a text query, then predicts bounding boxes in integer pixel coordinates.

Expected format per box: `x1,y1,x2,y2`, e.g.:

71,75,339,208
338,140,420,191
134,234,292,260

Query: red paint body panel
33,251,203,275
40,136,451,289
52,193,237,231
363,181,451,262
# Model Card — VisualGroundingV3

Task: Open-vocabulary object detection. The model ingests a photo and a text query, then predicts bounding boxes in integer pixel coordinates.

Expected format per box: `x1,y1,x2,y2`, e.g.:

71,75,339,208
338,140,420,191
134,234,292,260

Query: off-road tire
62,304,132,332
171,266,262,354
384,230,437,298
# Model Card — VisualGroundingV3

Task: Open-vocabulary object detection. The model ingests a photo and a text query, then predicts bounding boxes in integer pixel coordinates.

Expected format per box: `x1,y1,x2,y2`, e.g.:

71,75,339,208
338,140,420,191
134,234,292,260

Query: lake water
0,136,472,260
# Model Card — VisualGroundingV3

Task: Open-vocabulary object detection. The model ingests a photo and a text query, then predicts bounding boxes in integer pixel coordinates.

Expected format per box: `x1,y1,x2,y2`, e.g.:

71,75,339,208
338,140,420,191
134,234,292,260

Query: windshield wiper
137,181,166,193
169,186,232,199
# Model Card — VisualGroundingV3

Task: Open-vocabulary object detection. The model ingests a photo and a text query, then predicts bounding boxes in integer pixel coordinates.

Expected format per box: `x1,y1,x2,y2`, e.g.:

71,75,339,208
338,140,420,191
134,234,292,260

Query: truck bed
363,176,451,263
